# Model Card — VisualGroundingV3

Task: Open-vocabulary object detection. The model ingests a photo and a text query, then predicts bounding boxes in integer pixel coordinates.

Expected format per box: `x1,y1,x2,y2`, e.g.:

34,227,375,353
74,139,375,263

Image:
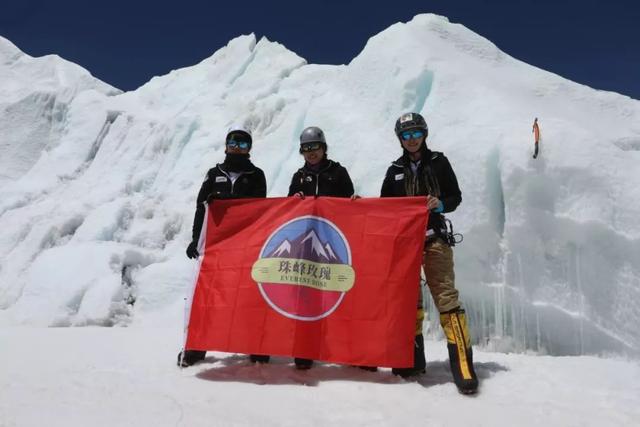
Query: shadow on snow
191,354,508,388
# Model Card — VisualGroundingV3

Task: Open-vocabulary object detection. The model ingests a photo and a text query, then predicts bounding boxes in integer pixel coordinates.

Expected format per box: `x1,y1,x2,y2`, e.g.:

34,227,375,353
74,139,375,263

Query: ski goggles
226,140,250,150
400,130,425,141
300,142,323,153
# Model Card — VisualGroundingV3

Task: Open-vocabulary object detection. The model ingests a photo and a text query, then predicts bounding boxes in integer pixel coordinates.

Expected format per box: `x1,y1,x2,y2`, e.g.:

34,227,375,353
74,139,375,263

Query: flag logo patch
252,215,353,321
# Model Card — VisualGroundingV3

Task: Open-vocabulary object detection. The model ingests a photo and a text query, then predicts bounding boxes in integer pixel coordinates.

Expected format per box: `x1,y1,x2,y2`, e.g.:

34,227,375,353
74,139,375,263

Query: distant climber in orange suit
532,118,541,159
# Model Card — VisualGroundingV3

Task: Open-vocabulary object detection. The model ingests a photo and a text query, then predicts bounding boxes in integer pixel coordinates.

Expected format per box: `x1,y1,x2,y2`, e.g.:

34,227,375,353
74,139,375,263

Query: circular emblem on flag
251,215,354,321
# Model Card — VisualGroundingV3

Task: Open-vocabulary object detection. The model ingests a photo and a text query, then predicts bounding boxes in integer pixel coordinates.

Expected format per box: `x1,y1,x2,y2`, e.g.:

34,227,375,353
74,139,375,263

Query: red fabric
185,196,428,367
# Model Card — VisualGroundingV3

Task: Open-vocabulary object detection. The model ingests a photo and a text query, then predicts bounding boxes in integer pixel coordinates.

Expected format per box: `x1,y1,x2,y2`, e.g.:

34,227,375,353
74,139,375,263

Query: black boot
177,350,206,367
392,334,426,378
294,358,314,370
249,354,271,364
440,309,479,394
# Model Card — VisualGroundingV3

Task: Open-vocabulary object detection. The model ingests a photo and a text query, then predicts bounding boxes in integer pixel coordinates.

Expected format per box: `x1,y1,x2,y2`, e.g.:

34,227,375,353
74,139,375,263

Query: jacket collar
302,158,333,174
217,162,256,175
391,149,434,168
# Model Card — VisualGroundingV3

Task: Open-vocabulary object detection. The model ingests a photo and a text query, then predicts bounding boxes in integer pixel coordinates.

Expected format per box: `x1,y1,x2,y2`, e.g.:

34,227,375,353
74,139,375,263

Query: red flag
185,196,428,367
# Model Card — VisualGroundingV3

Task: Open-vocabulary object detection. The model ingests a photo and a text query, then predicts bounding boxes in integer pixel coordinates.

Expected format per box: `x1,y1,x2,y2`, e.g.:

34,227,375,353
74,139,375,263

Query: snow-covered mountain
1,14,639,358
0,36,120,184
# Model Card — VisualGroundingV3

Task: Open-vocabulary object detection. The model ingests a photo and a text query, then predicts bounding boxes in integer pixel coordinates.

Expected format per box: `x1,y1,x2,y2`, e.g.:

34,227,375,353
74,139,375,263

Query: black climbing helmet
394,112,429,140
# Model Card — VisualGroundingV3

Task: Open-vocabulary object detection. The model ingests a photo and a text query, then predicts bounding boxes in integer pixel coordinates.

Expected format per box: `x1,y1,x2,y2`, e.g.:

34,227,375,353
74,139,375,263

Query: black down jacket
380,150,461,232
288,159,354,198
191,160,266,240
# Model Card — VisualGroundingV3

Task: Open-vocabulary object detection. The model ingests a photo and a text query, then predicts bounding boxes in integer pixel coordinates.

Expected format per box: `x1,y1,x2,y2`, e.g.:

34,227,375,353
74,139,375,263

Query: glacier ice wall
1,15,639,357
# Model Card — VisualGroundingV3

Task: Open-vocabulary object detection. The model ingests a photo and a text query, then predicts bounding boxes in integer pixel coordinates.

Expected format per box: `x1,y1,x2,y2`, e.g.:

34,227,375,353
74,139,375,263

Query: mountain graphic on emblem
272,239,291,256
267,229,342,264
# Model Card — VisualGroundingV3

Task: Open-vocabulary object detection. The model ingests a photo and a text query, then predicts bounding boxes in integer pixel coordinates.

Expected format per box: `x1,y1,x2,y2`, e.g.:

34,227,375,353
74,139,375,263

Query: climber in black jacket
286,126,355,370
179,125,267,367
288,126,354,198
380,112,478,394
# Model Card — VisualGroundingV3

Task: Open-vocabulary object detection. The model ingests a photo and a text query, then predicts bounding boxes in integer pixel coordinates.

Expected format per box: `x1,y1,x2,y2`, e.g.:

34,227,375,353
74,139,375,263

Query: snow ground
1,327,639,427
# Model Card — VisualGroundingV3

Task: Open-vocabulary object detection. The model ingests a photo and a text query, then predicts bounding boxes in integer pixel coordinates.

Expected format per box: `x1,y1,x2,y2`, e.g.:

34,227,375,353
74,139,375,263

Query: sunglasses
300,142,323,153
400,130,425,141
227,140,250,150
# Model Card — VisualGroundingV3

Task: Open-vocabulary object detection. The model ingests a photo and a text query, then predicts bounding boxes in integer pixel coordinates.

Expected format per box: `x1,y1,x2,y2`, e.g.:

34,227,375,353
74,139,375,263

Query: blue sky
1,0,638,99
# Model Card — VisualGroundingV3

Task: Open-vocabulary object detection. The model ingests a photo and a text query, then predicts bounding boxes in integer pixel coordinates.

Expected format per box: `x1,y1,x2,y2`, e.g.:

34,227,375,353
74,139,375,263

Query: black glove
186,241,199,259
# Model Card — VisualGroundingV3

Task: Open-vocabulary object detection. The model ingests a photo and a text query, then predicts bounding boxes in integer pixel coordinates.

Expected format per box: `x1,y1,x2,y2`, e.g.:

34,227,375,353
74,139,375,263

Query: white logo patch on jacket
394,173,404,181
215,176,228,183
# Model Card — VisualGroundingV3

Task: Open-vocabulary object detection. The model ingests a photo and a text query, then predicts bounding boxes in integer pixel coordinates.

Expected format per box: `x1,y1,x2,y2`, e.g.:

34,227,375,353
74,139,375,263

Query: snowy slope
1,14,640,359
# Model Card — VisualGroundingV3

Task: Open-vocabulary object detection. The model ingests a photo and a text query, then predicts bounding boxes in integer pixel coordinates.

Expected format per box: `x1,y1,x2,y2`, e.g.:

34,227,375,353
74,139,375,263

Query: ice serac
0,36,121,184
1,15,639,358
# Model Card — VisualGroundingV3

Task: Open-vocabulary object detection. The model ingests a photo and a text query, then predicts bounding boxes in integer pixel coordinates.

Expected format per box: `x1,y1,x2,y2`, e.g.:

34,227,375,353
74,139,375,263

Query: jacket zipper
219,168,241,195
